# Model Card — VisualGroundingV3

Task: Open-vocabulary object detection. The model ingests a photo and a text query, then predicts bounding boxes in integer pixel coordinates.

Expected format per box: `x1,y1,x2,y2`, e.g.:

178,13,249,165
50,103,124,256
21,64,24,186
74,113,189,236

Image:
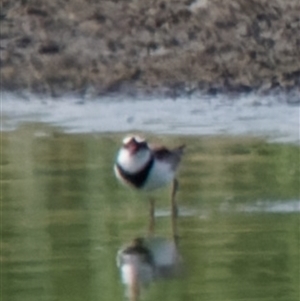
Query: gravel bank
1,0,300,97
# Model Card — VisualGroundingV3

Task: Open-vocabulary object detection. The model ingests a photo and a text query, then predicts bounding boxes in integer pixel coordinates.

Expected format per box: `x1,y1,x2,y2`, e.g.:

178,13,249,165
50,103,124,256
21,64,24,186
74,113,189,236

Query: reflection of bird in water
114,135,185,238
117,238,155,301
117,237,182,301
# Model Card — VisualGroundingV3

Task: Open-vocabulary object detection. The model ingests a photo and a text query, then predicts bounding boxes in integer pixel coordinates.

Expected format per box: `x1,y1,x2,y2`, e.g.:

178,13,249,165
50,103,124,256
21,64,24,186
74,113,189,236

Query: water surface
2,92,299,143
2,125,299,301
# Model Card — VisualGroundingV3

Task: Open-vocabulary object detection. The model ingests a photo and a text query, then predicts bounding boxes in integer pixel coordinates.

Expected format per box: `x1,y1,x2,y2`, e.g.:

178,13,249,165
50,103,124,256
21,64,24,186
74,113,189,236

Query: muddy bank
1,0,300,97
3,92,299,144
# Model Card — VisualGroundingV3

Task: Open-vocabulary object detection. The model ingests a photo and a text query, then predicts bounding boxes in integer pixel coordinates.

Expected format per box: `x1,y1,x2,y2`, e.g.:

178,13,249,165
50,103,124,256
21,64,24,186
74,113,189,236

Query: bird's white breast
142,160,175,190
116,148,151,173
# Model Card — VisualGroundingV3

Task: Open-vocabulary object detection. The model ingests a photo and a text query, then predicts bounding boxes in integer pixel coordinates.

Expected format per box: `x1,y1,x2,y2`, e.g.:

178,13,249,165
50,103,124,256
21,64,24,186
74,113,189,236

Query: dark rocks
26,7,48,17
38,42,60,55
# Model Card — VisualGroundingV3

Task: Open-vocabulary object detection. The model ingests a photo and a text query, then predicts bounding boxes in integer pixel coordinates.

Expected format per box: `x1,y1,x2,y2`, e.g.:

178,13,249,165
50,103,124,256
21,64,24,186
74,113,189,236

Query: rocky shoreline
1,0,300,98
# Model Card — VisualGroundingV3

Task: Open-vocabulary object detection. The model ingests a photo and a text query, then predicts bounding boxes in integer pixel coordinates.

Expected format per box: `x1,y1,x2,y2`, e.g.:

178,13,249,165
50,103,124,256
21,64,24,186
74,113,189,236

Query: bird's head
122,136,148,155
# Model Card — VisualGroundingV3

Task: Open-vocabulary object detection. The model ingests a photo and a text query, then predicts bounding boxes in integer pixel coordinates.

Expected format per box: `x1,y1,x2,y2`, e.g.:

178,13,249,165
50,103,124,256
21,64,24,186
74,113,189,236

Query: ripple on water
155,200,300,219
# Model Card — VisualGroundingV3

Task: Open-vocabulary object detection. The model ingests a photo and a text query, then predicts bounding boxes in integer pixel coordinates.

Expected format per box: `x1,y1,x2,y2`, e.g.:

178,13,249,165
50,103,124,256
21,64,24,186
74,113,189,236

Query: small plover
114,135,184,237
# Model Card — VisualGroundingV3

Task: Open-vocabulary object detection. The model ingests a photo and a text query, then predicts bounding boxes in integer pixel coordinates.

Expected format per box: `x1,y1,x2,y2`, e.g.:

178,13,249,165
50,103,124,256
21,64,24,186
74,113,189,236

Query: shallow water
2,92,300,143
1,123,299,301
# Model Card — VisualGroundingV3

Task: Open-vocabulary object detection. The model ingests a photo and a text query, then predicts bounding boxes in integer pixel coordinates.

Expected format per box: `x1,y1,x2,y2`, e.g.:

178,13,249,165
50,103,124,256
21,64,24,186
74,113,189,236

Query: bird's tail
174,145,185,158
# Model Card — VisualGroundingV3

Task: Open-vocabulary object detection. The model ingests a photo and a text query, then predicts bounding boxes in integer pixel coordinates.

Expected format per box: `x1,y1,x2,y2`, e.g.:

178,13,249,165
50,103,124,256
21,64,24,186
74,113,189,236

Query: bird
114,135,185,238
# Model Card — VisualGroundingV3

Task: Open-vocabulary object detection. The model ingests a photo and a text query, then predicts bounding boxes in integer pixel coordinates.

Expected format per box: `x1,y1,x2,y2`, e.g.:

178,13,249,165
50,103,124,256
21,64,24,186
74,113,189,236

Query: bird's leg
128,276,140,301
171,178,179,245
148,198,155,236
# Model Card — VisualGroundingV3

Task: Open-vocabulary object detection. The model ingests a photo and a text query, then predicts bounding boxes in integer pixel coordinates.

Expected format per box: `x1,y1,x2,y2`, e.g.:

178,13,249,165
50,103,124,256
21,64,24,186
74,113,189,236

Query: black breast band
116,157,154,188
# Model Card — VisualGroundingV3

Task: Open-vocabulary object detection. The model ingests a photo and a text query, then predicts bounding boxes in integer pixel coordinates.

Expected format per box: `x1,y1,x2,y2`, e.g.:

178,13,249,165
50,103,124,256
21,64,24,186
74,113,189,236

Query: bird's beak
127,142,139,155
